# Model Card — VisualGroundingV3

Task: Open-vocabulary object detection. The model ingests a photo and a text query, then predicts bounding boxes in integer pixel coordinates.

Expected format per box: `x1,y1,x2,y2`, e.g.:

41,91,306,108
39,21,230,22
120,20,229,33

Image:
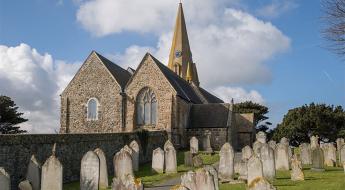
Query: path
144,176,181,190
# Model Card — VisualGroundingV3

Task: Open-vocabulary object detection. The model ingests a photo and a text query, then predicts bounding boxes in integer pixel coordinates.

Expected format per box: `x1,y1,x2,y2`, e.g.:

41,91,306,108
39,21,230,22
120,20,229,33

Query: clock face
175,50,182,58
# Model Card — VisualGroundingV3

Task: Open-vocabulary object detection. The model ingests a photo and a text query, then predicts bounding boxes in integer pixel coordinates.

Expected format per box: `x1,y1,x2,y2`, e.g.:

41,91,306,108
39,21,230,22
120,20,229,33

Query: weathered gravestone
299,143,312,165
310,135,319,149
248,177,276,190
290,155,304,181
164,140,174,151
192,155,203,167
111,174,143,190
130,140,140,172
165,145,177,173
268,140,277,151
80,151,100,190
181,171,197,190
242,145,254,161
275,143,289,171
260,144,276,181
311,147,325,171
41,144,63,190
238,160,248,181
340,145,345,166
203,130,213,153
204,165,219,190
114,148,133,178
195,168,216,190
190,137,199,154
18,180,32,190
336,138,344,166
218,143,234,182
323,143,336,167
280,137,292,159
247,155,263,186
123,145,133,158
0,167,10,190
256,131,267,144
26,155,40,190
94,148,108,189
253,141,263,156
152,147,164,173
184,151,193,167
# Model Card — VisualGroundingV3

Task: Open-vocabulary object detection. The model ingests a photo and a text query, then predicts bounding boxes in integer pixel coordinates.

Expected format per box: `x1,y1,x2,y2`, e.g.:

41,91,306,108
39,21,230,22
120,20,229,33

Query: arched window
87,98,98,121
136,88,157,126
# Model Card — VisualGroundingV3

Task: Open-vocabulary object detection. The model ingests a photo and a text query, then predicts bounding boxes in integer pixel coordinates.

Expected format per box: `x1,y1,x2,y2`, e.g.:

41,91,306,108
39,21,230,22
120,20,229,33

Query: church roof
95,52,132,90
189,103,231,128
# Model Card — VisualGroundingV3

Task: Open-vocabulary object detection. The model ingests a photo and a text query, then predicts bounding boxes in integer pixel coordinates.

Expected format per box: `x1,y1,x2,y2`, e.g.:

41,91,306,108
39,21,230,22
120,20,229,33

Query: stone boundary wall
185,128,228,150
0,131,167,189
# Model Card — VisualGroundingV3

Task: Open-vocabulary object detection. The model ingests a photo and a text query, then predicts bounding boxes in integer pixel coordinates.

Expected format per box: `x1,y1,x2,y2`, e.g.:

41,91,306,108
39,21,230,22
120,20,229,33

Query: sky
0,0,344,133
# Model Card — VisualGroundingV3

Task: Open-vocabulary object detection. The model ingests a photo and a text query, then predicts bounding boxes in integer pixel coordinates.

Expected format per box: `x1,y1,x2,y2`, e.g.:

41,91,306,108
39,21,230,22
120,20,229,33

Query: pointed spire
186,62,192,82
168,2,200,85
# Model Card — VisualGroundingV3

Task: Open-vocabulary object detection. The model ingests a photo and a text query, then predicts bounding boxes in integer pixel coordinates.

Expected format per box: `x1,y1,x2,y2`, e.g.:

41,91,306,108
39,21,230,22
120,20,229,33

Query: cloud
0,43,80,133
212,86,265,104
256,0,298,19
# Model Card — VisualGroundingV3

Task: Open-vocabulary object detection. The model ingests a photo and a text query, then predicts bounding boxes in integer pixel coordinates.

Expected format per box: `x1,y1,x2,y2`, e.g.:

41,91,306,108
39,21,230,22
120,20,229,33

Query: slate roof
95,52,132,90
189,104,230,128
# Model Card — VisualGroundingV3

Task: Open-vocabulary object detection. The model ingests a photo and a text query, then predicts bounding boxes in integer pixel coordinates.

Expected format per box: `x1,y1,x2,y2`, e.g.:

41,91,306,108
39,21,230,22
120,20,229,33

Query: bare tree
322,0,345,57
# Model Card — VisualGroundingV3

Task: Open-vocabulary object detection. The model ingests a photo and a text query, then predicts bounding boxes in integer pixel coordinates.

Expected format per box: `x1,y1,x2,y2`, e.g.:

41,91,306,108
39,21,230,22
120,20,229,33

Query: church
59,3,255,150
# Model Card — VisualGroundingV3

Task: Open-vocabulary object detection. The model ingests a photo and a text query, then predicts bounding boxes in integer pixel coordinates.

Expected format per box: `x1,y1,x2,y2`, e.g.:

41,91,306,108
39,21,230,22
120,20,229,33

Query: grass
63,151,219,189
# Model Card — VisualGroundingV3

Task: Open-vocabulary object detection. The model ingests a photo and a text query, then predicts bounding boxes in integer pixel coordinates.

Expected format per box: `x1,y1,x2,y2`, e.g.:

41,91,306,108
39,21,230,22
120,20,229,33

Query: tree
322,0,345,57
0,95,27,134
233,101,272,132
272,103,345,146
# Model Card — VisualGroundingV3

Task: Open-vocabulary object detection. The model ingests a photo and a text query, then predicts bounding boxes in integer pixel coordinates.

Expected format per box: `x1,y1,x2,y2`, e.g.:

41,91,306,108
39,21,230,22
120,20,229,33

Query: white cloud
212,86,265,104
256,0,298,19
0,44,80,133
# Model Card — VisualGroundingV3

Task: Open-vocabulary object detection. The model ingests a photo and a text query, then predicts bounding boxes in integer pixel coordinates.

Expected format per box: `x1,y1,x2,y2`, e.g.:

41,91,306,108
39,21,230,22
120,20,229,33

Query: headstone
203,165,219,190
268,140,277,150
184,151,193,167
94,148,108,189
290,155,304,181
114,148,133,178
111,174,143,190
256,131,267,144
253,141,263,156
218,143,234,182
275,143,289,171
260,144,276,181
164,140,174,151
336,138,344,166
123,145,133,157
323,143,336,167
0,167,10,190
299,143,312,165
238,160,248,181
310,135,319,149
80,151,100,190
181,171,197,190
192,155,203,167
195,168,216,190
203,130,213,153
190,137,199,154
280,137,289,146
242,145,253,161
247,155,263,186
26,155,41,190
311,147,325,171
248,177,276,190
152,147,164,173
18,180,32,190
165,145,177,173
343,162,345,173
41,144,63,190
130,140,140,172
340,145,345,166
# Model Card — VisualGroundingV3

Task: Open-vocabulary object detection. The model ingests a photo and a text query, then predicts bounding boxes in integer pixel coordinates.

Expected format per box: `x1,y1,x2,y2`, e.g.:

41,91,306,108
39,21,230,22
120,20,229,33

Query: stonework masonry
0,131,167,189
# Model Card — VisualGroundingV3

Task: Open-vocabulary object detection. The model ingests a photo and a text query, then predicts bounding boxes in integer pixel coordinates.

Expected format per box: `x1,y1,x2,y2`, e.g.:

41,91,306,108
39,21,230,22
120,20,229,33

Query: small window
87,98,98,121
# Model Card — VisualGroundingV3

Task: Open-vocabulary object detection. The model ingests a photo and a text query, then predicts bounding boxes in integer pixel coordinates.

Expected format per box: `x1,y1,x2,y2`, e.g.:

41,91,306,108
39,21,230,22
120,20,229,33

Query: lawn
63,151,219,189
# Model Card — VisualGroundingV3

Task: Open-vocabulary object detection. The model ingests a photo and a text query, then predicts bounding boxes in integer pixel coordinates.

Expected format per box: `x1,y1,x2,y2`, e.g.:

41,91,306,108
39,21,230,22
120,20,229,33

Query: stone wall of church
171,96,191,148
60,52,123,133
125,55,176,133
0,131,167,189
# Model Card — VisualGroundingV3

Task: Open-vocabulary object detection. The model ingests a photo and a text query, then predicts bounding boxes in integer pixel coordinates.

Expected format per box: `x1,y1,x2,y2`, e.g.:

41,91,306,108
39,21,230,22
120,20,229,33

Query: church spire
168,2,200,85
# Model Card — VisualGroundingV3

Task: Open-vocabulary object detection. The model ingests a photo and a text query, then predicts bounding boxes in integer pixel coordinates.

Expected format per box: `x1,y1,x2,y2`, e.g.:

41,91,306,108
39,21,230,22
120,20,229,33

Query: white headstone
253,141,263,156
41,155,63,190
323,143,336,167
152,147,164,173
203,130,213,153
275,143,289,171
247,155,263,186
18,180,32,190
268,140,277,150
260,144,276,181
111,174,143,190
311,147,325,171
26,155,41,190
248,177,276,190
165,145,177,173
130,140,140,172
203,165,219,190
242,145,254,161
190,137,199,154
256,132,267,144
195,168,216,190
299,143,312,165
94,148,108,189
340,145,345,166
218,143,234,182
290,155,304,181
310,135,319,149
114,149,133,178
181,171,197,190
80,151,100,190
0,167,10,190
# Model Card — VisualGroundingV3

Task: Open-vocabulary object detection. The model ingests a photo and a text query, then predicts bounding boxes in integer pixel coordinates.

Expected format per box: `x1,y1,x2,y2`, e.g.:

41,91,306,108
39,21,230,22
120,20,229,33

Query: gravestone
164,140,174,151
247,155,263,186
152,147,164,173
192,155,203,167
80,151,100,190
184,151,193,167
218,143,234,182
299,143,312,165
248,177,276,190
323,143,336,167
26,155,41,190
268,140,277,151
0,167,10,190
260,144,276,181
253,141,263,156
111,174,143,190
203,130,213,153
275,143,289,171
195,168,216,190
165,145,177,173
18,180,32,190
290,155,304,181
336,138,344,166
94,148,108,189
123,145,133,156
242,145,254,161
238,160,248,181
41,144,63,190
280,137,289,146
204,165,219,190
311,147,325,171
340,145,345,166
181,171,197,190
114,149,133,178
130,140,140,172
310,135,319,149
190,137,199,154
256,131,267,144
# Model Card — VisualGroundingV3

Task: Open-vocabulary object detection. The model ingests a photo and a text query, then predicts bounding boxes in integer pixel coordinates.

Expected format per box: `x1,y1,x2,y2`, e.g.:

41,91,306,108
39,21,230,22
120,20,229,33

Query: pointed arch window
136,88,157,126
87,98,99,121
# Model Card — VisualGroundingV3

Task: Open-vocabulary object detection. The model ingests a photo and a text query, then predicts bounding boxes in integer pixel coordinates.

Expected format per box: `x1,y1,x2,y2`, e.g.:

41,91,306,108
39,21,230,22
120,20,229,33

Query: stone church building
59,3,254,150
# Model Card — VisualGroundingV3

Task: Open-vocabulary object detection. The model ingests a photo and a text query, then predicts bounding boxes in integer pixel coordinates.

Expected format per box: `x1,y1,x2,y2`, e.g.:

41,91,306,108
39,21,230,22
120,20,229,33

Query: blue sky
0,0,344,133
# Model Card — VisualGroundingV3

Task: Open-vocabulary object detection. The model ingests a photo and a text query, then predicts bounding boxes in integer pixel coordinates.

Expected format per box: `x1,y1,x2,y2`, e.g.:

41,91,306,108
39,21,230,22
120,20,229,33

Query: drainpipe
120,91,127,130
